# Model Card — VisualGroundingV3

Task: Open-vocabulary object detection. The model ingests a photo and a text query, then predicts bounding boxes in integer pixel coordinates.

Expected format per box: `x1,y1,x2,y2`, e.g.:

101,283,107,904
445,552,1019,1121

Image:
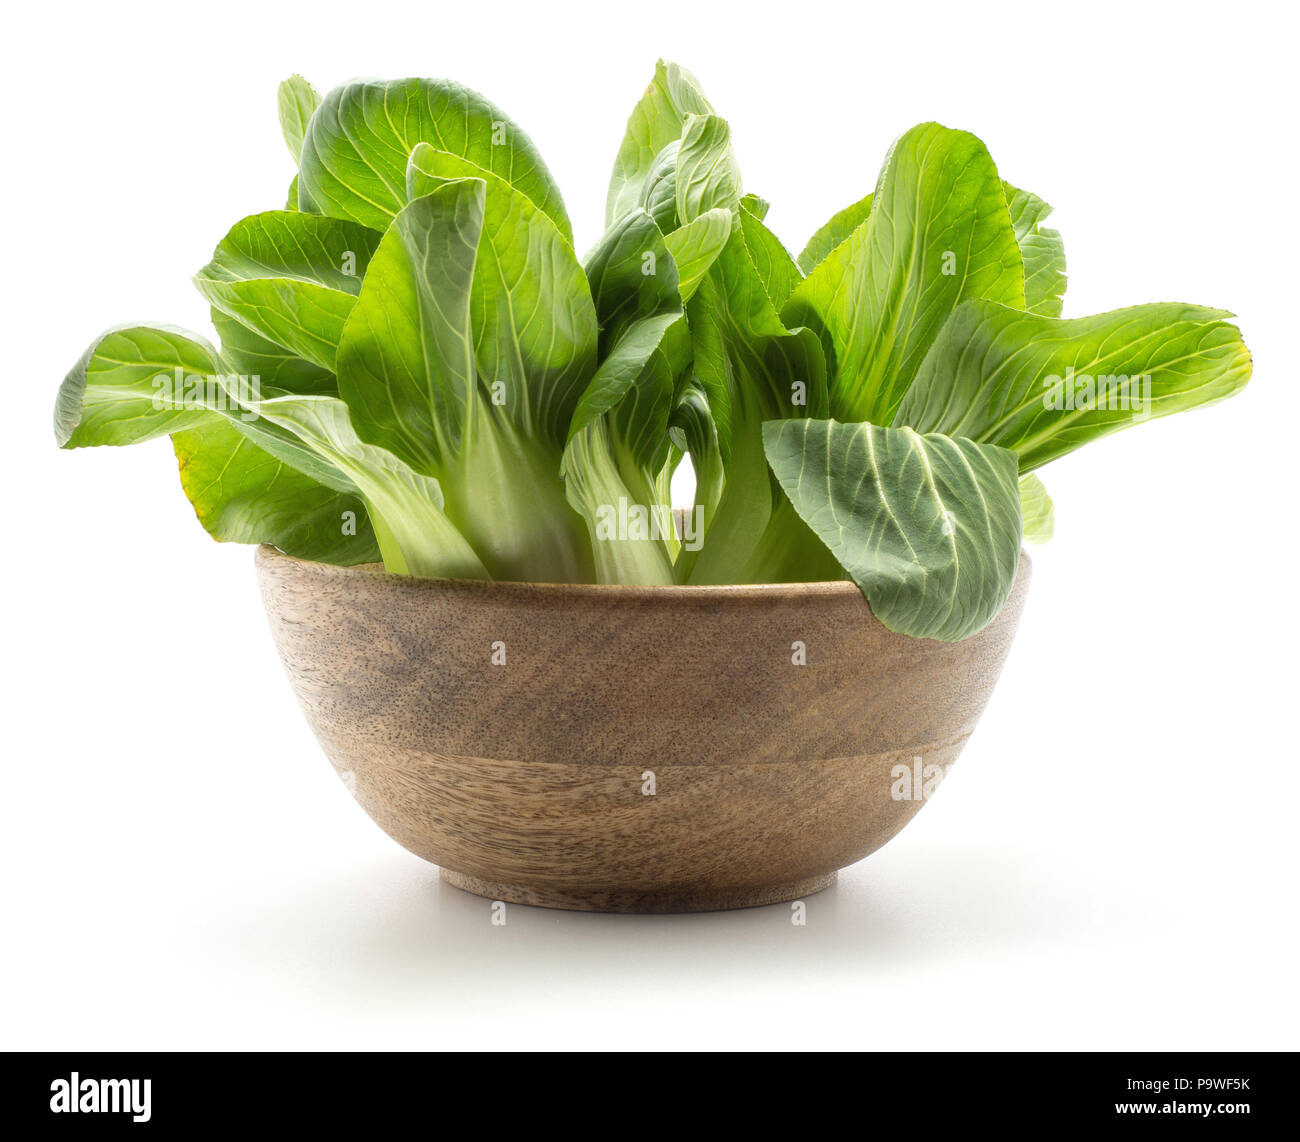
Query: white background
2,0,1295,1050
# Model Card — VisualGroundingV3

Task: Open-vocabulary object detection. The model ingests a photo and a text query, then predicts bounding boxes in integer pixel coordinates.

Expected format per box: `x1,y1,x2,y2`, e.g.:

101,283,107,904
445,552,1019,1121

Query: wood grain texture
256,547,1032,912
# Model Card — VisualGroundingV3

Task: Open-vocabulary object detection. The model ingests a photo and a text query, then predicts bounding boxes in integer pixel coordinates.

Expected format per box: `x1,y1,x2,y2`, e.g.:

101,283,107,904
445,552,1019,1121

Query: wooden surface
257,547,1032,912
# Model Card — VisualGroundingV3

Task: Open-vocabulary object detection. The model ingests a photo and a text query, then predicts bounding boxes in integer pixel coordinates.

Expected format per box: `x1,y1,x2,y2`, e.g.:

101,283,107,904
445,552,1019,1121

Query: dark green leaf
763,418,1023,640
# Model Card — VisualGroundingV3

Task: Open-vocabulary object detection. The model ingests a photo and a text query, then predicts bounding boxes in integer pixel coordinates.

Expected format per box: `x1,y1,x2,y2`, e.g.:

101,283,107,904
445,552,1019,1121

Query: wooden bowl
256,546,1032,913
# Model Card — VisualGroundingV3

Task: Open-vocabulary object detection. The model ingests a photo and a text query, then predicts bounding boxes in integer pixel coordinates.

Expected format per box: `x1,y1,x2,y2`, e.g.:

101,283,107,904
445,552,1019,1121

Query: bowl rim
256,543,1032,607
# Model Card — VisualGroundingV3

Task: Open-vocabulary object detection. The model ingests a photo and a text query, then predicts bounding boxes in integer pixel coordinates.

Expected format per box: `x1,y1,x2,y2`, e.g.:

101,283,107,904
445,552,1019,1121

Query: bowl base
439,868,837,914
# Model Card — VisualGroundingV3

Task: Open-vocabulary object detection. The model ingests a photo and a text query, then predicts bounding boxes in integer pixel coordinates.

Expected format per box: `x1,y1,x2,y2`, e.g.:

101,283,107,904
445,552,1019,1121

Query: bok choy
55,63,1251,640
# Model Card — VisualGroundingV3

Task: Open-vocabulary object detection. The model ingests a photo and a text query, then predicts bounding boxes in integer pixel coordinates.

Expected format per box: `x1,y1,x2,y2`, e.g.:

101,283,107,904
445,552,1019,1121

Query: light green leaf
336,178,482,474
561,416,676,586
607,60,713,226
796,191,873,274
209,400,358,495
194,211,381,371
895,299,1253,471
246,393,485,579
56,323,357,493
763,419,1023,640
1004,182,1066,317
298,78,571,242
402,149,598,443
739,205,802,308
690,226,820,449
566,209,684,583
669,381,723,528
682,226,829,584
783,123,1025,425
639,140,680,232
337,171,596,582
277,75,320,163
662,208,731,302
55,323,384,561
211,309,335,395
674,114,742,224
1019,472,1054,544
172,417,379,564
55,325,223,447
206,316,364,491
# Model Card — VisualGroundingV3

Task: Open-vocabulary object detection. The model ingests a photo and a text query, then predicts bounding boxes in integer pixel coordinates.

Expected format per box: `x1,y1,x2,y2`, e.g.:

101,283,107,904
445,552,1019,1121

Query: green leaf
669,380,723,528
210,309,335,394
1004,182,1066,317
739,205,802,308
572,205,686,460
55,325,223,447
662,208,731,302
607,60,713,226
730,492,847,585
336,173,596,582
611,318,688,474
689,226,825,458
277,74,320,163
566,312,682,448
194,211,381,371
582,208,680,350
623,109,743,237
1019,472,1054,544
796,191,872,274
211,401,358,495
55,69,1254,595
172,417,379,563
401,150,598,444
638,140,681,232
298,78,571,242
244,392,486,579
54,323,385,561
566,209,684,583
57,323,361,494
674,114,742,224
783,123,1025,425
561,416,676,585
205,318,363,491
336,178,482,474
682,226,829,584
895,299,1253,471
763,419,1023,640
